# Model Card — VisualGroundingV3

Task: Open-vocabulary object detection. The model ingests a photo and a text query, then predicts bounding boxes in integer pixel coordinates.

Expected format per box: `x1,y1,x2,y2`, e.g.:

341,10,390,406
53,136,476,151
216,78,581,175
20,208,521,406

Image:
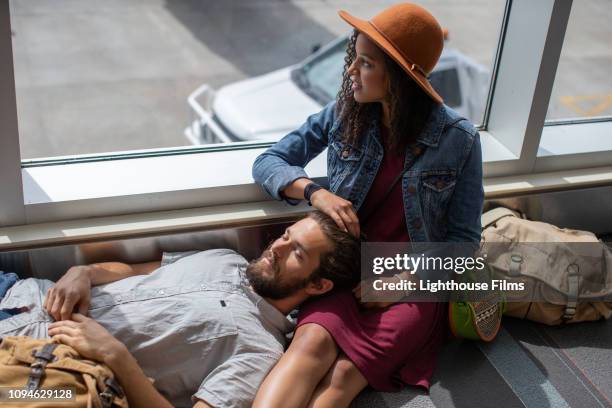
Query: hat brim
338,10,443,105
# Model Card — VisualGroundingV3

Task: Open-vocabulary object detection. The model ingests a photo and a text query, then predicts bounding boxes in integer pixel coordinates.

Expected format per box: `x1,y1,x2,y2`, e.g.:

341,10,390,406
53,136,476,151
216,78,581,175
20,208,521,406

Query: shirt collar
240,268,295,334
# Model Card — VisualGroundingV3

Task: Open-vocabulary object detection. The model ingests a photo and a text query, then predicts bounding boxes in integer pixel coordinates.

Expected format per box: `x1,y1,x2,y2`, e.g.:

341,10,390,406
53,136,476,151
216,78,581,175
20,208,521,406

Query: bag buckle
26,343,58,391
30,360,45,369
99,377,125,407
562,305,577,321
99,390,114,408
105,378,124,398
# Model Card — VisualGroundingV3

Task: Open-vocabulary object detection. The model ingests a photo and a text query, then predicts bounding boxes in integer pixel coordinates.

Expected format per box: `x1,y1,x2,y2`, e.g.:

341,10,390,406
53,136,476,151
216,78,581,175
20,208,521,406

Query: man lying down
0,211,360,408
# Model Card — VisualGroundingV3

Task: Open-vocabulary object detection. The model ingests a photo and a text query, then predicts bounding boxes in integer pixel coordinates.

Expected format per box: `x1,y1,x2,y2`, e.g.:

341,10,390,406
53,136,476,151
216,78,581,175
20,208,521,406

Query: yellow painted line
560,93,612,117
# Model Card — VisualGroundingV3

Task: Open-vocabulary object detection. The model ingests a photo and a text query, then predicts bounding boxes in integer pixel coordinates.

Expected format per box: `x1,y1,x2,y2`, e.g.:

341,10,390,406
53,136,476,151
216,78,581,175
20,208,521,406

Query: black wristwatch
304,182,325,206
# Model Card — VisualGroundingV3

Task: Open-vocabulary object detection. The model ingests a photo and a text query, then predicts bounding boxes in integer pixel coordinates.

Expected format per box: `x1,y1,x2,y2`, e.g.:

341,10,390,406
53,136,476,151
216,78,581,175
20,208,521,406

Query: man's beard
246,245,313,300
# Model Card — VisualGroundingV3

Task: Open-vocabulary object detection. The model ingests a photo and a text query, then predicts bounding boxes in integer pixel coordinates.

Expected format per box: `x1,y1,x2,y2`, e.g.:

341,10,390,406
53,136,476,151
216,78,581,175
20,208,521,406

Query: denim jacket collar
416,103,446,147
366,103,446,149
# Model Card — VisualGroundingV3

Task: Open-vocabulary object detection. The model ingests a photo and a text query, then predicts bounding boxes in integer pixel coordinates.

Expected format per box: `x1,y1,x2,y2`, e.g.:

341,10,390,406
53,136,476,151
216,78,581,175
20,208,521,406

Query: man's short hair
307,210,360,290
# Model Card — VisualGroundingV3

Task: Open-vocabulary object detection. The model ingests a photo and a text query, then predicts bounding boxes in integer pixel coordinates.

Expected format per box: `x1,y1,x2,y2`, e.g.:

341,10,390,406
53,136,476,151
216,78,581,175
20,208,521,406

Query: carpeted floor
353,317,612,408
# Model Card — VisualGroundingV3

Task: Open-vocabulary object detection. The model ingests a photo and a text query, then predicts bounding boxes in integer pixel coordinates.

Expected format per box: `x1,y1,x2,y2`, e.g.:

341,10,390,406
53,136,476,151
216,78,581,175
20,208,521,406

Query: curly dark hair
336,30,437,153
307,210,360,290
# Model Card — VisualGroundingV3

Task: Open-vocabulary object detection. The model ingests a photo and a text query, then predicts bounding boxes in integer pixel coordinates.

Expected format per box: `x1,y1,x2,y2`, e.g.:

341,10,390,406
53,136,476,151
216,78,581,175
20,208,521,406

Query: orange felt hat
339,3,444,104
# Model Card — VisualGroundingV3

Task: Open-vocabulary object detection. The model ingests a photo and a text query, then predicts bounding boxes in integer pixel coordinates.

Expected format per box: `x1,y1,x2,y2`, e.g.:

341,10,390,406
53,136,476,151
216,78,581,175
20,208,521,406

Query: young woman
252,3,484,407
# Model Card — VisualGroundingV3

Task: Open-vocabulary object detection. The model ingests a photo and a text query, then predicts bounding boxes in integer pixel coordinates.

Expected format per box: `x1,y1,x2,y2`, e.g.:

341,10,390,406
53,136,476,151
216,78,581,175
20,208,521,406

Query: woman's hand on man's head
310,189,360,238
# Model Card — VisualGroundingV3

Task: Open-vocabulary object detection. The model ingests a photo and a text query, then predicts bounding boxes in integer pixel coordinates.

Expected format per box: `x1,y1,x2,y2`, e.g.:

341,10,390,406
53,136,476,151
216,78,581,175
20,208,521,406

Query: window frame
0,0,25,227
1,0,611,227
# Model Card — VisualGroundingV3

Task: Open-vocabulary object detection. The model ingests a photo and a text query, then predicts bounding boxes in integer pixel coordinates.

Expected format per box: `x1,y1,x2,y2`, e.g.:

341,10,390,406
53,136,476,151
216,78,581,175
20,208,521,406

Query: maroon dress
296,125,447,391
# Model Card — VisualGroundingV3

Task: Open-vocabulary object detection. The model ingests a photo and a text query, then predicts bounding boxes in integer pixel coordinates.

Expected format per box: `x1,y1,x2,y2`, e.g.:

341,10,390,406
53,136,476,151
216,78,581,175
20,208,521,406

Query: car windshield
295,39,347,104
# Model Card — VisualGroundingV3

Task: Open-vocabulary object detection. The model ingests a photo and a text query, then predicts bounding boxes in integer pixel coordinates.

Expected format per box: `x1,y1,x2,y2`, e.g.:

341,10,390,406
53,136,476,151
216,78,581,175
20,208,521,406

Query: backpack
480,207,612,325
0,336,128,407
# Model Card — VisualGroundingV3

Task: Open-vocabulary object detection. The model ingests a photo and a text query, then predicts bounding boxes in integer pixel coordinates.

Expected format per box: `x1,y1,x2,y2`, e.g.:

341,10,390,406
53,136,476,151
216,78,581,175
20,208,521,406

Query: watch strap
304,182,324,205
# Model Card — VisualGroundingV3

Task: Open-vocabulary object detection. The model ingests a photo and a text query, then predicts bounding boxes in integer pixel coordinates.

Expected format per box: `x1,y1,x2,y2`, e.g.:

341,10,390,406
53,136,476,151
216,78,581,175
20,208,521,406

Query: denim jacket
252,101,484,243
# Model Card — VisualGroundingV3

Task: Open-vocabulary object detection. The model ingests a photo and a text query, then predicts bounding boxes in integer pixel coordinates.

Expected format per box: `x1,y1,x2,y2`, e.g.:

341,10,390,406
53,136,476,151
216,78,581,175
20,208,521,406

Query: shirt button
115,296,122,302
436,181,446,190
407,185,416,193
412,146,422,156
342,149,350,158
158,290,165,295
413,220,422,229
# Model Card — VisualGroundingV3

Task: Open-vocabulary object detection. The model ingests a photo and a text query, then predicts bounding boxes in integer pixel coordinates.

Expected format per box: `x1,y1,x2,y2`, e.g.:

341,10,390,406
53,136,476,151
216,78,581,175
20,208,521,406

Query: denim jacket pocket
420,169,457,239
422,169,457,193
328,140,363,192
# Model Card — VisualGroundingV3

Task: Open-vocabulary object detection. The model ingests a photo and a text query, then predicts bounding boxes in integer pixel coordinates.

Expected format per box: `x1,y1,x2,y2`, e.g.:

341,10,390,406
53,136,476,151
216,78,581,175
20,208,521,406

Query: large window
10,0,505,160
534,0,611,169
2,0,611,227
545,0,611,122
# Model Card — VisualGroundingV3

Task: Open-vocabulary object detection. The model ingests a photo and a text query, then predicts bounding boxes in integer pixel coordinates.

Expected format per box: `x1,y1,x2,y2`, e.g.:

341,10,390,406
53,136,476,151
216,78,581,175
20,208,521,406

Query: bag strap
26,343,58,391
563,263,580,321
481,207,521,230
99,378,125,408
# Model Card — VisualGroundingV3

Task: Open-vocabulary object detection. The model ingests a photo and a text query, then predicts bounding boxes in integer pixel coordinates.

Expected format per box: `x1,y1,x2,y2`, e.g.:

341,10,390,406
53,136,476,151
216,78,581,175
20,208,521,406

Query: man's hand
50,314,176,408
44,266,93,321
48,314,125,364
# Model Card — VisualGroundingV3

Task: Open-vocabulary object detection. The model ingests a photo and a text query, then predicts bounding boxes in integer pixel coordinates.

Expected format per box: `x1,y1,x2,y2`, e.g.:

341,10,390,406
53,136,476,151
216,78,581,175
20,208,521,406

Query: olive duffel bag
0,336,128,408
481,207,612,325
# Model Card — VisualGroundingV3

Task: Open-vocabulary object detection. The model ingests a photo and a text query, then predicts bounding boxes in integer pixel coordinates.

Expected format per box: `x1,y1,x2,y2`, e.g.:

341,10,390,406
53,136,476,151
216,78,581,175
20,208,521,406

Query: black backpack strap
26,343,58,391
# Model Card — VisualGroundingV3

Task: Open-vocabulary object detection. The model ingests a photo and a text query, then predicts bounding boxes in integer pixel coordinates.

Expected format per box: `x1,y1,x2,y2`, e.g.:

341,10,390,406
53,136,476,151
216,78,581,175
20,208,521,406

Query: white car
185,36,490,144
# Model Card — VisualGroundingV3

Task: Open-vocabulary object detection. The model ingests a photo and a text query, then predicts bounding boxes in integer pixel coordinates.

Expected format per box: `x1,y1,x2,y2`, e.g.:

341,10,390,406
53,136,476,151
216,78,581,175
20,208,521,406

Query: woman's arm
281,177,314,201
252,101,360,236
252,101,337,205
282,176,359,236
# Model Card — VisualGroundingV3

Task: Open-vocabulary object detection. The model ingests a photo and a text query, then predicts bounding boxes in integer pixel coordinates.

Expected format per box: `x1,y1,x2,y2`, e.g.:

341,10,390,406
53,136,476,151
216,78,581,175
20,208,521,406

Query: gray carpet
352,317,612,408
